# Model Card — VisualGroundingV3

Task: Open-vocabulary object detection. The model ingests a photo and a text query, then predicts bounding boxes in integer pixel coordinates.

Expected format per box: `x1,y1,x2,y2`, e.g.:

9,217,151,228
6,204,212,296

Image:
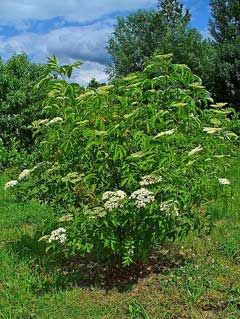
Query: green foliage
0,137,28,169
107,0,212,86
157,0,191,25
107,10,162,77
87,78,104,89
213,37,240,109
161,27,217,92
209,0,240,109
209,0,240,44
1,156,240,318
0,54,46,150
0,139,8,167
11,54,239,266
107,0,240,109
128,299,150,318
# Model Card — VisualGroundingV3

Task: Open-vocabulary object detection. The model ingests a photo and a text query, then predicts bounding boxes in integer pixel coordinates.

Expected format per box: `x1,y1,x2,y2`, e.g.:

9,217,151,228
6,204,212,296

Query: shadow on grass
9,235,187,294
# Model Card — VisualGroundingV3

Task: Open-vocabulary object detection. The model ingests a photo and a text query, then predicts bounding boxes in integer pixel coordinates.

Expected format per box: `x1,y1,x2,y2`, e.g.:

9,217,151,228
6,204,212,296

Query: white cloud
0,0,156,25
0,0,208,84
0,1,158,84
0,20,114,63
45,21,113,64
71,61,108,86
0,19,114,84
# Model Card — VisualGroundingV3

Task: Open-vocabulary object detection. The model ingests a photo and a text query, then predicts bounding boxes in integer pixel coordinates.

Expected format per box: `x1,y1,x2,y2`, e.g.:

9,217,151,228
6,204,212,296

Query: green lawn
0,155,240,319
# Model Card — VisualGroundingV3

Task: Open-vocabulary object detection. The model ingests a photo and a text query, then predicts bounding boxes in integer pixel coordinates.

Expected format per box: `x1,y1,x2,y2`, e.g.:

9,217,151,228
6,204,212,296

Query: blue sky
0,0,210,85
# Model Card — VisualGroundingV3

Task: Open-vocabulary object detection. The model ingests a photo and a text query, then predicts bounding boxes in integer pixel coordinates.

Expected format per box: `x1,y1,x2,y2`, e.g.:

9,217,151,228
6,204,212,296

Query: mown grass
0,154,240,319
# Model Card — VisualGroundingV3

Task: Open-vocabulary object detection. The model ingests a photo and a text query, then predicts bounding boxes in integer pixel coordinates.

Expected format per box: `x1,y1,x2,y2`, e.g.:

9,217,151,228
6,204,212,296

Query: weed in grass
128,299,150,319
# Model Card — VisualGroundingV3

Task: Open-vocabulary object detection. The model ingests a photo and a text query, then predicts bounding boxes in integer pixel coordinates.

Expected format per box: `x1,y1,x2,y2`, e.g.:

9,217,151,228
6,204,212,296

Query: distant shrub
10,54,239,266
0,54,46,151
0,139,8,168
0,138,29,170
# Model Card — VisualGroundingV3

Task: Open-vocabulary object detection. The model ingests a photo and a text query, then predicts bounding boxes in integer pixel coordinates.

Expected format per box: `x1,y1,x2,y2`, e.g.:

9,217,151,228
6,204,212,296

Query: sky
0,0,210,85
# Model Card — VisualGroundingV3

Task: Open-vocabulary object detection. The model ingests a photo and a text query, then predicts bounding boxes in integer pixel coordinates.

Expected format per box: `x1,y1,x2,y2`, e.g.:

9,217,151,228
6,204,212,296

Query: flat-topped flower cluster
102,187,156,210
130,188,155,208
4,180,18,190
33,117,63,127
3,167,35,190
139,174,163,186
48,228,67,244
101,174,162,211
102,190,127,211
39,227,67,245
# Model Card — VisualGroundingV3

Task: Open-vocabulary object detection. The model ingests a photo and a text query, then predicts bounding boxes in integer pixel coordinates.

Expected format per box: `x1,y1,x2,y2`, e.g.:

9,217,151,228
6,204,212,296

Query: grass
0,154,240,319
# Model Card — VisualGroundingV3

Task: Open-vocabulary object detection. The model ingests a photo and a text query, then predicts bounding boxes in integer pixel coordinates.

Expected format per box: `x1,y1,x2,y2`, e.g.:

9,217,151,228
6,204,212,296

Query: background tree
209,0,240,109
157,0,190,26
107,0,214,86
160,26,216,91
0,54,46,149
87,78,103,89
107,10,164,77
209,0,240,43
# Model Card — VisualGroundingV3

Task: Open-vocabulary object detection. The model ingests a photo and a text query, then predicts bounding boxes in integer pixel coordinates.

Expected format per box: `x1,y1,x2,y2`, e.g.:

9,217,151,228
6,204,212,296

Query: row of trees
107,0,240,110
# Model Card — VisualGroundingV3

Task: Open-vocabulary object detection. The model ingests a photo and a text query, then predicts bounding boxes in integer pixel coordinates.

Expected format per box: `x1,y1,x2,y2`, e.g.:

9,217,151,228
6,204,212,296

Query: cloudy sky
0,0,210,85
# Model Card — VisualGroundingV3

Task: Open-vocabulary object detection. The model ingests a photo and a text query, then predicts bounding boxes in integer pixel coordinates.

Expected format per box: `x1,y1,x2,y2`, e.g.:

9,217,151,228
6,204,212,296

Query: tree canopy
107,0,240,110
107,0,212,82
209,0,240,109
0,54,46,148
209,0,240,43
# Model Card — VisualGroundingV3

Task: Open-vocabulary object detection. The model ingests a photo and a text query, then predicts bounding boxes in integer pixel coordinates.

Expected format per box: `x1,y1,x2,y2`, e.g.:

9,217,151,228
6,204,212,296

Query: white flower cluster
203,127,222,134
160,201,171,214
58,214,73,222
218,178,231,185
4,167,34,191
33,118,63,127
48,228,67,244
46,117,63,126
160,200,179,216
61,172,84,184
102,190,127,211
140,174,162,186
130,188,155,208
4,180,18,190
18,169,31,181
38,119,49,125
188,145,203,156
153,129,175,139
